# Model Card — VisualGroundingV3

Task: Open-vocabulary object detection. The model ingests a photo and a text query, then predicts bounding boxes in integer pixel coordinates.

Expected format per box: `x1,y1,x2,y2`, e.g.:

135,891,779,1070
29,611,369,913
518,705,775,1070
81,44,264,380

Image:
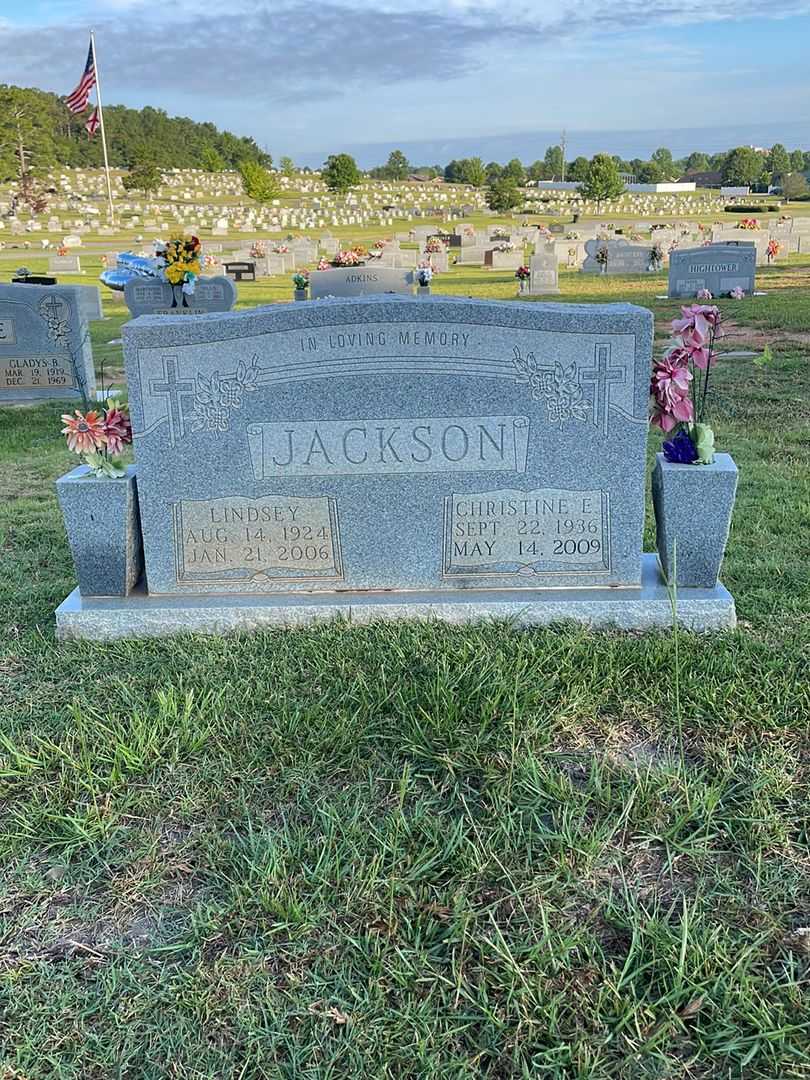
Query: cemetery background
1,166,809,1077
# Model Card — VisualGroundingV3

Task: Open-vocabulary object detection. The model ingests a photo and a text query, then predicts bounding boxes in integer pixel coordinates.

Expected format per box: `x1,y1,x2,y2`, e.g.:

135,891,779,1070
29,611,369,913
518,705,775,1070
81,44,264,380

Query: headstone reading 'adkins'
309,267,414,299
120,296,651,597
0,282,95,402
668,244,756,299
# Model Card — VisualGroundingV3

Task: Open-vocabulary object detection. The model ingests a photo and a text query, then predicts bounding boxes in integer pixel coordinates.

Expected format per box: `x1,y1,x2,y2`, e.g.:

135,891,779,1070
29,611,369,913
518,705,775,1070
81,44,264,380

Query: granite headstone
223,261,256,282
0,282,95,402
668,244,756,299
48,254,82,274
120,296,652,598
582,239,652,274
309,267,414,299
124,276,237,317
525,246,560,295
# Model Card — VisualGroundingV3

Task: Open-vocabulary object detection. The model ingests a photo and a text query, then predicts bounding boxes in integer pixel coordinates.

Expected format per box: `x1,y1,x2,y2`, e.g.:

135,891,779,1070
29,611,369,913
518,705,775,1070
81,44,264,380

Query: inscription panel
1,355,75,390
174,494,343,588
443,487,609,577
247,415,530,479
0,318,17,345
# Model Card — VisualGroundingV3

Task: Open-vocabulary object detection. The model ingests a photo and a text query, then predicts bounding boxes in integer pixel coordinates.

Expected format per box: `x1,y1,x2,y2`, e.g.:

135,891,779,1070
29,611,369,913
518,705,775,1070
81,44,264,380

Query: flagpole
90,30,116,227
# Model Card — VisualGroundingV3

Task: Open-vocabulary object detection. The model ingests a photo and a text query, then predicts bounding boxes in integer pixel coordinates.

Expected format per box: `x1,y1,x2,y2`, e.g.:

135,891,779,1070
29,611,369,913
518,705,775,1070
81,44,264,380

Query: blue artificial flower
663,429,698,464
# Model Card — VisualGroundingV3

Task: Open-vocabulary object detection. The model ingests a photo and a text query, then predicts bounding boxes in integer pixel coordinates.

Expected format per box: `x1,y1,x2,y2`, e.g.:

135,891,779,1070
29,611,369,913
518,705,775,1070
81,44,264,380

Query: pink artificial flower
671,304,720,370
696,288,713,301
730,287,745,300
672,303,721,340
687,340,715,371
650,352,694,432
664,344,692,369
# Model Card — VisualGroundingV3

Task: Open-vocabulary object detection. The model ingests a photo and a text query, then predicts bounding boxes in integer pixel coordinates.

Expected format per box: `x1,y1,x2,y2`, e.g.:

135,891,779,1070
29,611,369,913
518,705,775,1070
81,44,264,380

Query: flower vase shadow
171,285,189,310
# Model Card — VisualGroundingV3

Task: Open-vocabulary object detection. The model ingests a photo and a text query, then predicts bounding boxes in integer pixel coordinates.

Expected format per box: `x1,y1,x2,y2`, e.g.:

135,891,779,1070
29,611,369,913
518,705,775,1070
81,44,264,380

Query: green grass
1,242,809,1077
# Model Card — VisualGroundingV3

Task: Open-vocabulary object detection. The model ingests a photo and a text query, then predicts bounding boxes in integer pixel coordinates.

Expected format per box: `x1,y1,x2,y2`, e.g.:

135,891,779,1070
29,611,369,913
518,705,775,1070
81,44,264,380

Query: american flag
65,41,96,113
84,107,100,137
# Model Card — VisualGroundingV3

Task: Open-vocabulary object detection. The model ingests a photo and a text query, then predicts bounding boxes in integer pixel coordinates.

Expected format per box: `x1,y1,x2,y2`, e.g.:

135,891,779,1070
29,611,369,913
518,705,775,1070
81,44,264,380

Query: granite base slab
55,555,736,640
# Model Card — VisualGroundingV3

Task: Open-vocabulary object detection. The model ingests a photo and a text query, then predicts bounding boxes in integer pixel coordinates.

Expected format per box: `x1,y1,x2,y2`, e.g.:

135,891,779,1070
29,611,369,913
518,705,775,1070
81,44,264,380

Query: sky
1,0,809,167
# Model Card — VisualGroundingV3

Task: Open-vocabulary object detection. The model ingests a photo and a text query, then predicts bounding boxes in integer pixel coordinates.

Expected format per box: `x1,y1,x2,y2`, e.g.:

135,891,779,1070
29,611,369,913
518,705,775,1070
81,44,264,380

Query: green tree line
0,84,270,183
368,144,810,190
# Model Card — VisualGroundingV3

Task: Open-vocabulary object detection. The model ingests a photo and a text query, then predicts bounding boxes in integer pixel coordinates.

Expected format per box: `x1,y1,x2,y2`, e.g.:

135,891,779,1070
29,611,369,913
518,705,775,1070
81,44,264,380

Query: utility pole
560,129,567,182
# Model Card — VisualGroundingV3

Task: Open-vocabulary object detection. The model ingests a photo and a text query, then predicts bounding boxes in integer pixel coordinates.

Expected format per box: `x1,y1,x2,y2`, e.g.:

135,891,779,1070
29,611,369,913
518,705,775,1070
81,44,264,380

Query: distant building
618,172,637,184
678,170,723,188
408,173,444,184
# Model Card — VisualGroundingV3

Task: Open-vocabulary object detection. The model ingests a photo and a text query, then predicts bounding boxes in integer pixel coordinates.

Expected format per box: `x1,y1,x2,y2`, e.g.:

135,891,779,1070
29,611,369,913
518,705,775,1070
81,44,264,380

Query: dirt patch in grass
719,319,810,348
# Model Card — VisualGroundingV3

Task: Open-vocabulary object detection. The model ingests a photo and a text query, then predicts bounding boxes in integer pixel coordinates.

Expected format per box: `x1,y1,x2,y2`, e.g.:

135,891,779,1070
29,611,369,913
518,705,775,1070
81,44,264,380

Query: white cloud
1,0,807,156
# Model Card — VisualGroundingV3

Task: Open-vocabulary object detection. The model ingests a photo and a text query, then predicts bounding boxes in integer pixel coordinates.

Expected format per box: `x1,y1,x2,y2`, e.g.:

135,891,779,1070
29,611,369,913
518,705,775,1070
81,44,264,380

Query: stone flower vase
56,464,144,597
652,452,738,588
417,285,431,297
294,289,308,302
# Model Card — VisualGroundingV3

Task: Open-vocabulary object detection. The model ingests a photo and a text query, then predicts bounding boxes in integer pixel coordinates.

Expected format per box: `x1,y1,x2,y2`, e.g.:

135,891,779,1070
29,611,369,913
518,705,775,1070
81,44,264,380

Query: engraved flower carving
190,354,262,434
512,347,589,428
218,379,243,410
38,296,71,346
512,345,545,400
191,402,230,433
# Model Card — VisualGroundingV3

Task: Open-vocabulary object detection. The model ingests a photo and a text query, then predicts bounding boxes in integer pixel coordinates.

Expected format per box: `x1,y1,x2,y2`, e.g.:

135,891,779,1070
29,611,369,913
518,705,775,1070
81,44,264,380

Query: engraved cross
581,344,625,437
149,354,194,446
41,295,69,322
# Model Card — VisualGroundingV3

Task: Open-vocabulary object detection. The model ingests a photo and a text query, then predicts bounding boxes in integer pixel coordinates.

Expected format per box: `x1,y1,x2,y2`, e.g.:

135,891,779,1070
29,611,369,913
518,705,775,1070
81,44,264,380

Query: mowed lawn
0,264,809,1078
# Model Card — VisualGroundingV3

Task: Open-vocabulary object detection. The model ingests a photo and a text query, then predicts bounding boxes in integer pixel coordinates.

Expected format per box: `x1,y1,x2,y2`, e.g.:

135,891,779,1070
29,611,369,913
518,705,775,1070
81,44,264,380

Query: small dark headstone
12,275,57,285
223,261,257,283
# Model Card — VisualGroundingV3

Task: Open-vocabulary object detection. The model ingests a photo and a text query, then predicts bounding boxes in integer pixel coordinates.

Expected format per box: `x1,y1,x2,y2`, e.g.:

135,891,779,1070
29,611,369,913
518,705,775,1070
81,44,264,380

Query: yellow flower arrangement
159,233,203,291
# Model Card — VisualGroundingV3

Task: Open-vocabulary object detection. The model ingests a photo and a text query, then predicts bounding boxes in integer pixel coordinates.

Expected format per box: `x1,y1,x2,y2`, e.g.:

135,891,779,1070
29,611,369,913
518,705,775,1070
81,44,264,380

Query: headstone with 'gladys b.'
56,295,736,637
0,282,95,403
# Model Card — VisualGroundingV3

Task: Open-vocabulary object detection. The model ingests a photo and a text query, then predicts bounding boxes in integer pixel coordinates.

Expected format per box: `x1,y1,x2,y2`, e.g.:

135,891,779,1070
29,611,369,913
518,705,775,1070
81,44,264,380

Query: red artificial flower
103,406,132,454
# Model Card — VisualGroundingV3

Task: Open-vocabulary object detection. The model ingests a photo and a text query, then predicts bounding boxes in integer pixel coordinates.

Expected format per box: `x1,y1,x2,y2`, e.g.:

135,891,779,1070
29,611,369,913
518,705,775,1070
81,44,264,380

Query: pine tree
200,145,226,172
239,160,279,203
767,143,790,180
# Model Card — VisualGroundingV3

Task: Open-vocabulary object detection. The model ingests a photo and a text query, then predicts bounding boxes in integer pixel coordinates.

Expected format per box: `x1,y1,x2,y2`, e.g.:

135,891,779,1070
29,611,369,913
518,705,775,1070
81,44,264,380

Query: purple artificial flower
663,429,698,464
